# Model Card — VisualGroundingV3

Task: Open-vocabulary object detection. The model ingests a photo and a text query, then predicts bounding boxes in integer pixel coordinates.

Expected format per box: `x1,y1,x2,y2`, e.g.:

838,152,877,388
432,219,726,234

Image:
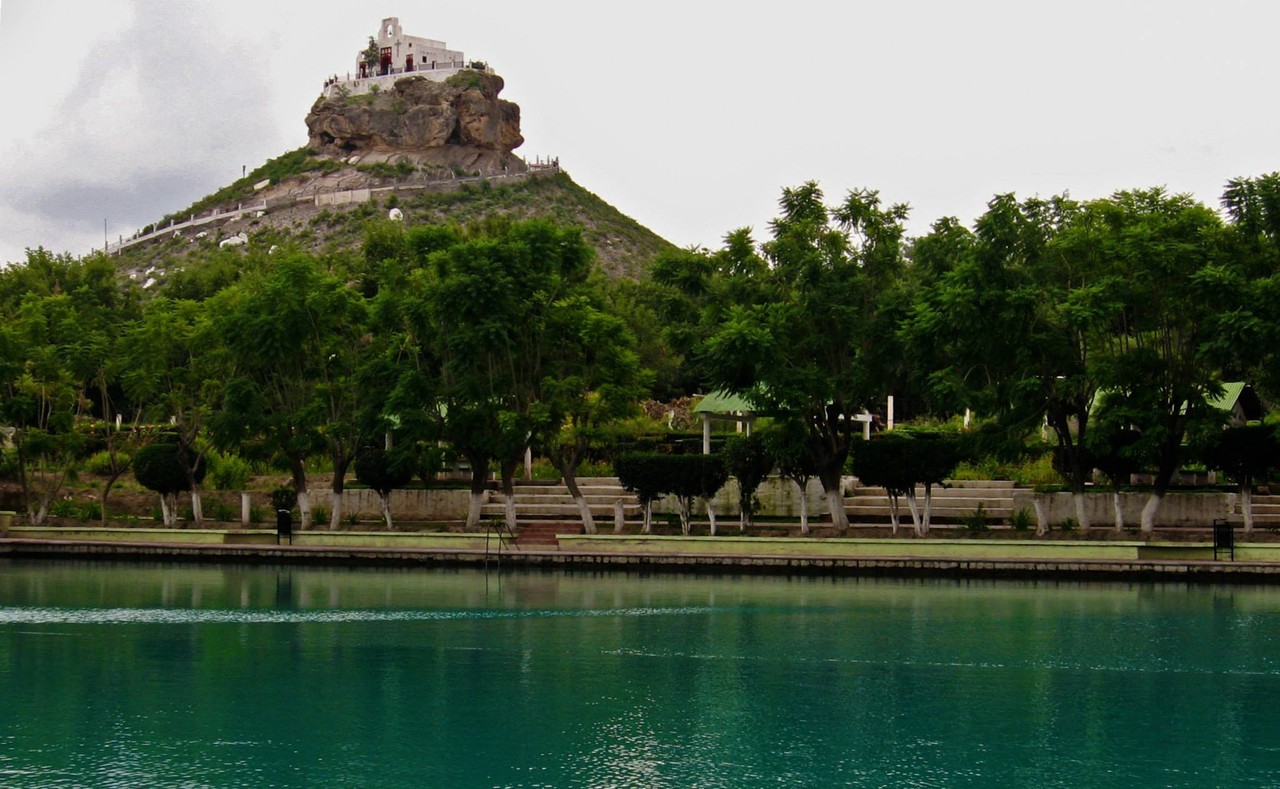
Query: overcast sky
2,0,1279,266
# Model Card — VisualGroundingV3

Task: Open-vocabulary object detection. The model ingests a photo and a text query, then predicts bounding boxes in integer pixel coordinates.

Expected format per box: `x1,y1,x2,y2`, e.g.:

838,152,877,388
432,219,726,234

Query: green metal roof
1207,381,1247,413
693,390,758,415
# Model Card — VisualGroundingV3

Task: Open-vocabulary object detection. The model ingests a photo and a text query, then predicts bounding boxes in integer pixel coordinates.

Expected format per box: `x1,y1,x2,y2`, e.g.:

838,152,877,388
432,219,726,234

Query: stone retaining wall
1013,491,1235,527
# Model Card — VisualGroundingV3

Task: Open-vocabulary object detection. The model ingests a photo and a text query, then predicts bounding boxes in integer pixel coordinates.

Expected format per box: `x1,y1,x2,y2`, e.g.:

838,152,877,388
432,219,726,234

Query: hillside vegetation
114,153,675,282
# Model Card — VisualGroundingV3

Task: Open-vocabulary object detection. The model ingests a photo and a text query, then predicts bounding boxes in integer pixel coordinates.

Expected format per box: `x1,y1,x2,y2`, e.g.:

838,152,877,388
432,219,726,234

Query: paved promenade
5,537,1280,584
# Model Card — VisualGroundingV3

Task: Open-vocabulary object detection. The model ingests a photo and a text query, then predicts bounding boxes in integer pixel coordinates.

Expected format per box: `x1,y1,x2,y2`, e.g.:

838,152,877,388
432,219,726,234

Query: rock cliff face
305,71,524,174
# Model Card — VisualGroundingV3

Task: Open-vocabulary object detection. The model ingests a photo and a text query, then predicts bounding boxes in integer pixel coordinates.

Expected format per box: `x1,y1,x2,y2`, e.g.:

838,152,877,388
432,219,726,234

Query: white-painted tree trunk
641,501,653,534
329,490,343,531
574,495,597,534
31,498,50,526
922,486,933,535
564,474,596,534
1242,485,1254,533
380,492,393,530
614,499,625,534
795,480,811,536
1140,493,1163,534
1033,498,1048,537
888,496,900,536
1072,492,1090,530
297,490,312,531
504,493,517,531
678,498,691,535
1113,493,1124,532
906,492,923,536
159,495,173,527
466,491,484,529
706,500,718,536
190,488,204,524
241,492,251,526
824,483,849,534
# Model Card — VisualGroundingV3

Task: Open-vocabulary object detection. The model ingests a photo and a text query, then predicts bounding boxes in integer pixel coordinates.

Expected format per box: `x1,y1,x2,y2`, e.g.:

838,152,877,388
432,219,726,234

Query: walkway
5,537,1280,584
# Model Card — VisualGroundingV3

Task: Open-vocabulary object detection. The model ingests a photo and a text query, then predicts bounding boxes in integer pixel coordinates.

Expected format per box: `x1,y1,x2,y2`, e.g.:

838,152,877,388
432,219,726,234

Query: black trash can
276,508,293,545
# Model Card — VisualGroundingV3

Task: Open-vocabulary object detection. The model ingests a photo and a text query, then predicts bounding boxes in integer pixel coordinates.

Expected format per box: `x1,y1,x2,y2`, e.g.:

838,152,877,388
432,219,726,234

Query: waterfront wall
652,477,828,518
1014,491,1235,527
308,488,477,520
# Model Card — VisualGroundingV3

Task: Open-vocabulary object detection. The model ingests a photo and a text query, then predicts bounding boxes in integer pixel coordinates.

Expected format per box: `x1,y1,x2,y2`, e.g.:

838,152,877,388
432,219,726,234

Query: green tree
133,439,206,526
421,218,594,529
765,418,820,535
722,433,773,532
208,252,369,531
697,183,908,534
354,446,415,529
615,452,669,534
903,193,1109,528
0,251,134,524
1199,424,1280,533
849,431,964,536
1082,189,1245,532
119,298,215,523
535,292,646,533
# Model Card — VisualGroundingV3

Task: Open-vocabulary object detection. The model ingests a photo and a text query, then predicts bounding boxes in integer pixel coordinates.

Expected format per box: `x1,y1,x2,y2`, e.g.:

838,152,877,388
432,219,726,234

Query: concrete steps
513,520,578,549
480,478,639,524
1234,495,1280,524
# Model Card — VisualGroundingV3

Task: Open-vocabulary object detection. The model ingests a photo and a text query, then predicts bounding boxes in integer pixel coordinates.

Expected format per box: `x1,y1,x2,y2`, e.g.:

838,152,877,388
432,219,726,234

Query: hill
112,158,673,286
108,71,675,284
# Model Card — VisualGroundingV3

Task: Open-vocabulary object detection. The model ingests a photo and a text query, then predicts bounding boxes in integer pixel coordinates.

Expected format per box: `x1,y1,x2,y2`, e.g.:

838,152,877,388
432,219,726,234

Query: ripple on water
0,605,715,626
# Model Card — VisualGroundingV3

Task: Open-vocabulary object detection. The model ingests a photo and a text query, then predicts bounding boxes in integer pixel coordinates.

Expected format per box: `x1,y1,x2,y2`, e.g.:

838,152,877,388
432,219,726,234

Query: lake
2,560,1279,787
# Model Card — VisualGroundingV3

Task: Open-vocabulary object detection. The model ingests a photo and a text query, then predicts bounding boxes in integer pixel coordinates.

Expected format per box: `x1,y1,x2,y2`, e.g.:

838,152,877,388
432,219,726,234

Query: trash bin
276,508,293,545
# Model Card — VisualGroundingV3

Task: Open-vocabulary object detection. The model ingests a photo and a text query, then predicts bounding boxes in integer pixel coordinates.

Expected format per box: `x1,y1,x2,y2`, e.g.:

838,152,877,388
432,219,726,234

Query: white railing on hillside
103,157,560,255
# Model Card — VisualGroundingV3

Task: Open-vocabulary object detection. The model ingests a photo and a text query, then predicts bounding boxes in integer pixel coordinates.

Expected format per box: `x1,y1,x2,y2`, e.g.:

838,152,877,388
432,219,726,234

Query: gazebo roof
693,390,758,415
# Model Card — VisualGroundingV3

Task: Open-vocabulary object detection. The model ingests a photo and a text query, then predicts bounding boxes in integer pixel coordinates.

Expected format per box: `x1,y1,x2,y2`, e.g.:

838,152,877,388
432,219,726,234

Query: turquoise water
2,562,1280,787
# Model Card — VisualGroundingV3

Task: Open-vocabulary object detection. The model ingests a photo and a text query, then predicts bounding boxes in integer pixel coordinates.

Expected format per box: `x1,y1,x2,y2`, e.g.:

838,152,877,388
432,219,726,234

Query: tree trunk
380,492,393,530
329,489,343,531
613,499,625,534
189,487,204,524
159,494,172,527
922,483,933,535
1140,493,1163,534
297,489,312,531
796,479,810,536
101,468,126,525
467,491,484,529
888,494,900,536
291,460,312,530
706,499,718,536
641,500,653,534
466,462,487,529
329,454,351,531
1072,492,1090,530
1033,497,1048,537
819,468,849,534
906,491,923,536
1113,492,1124,532
563,471,596,534
1241,485,1254,534
500,462,519,531
677,497,691,535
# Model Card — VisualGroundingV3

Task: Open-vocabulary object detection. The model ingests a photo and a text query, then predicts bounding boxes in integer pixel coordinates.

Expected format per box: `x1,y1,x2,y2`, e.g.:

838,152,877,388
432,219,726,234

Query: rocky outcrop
306,71,524,174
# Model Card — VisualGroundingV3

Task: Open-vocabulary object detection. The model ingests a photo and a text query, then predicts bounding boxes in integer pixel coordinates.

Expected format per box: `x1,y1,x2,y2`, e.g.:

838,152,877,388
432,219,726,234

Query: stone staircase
844,480,1019,527
480,477,640,548
480,478,640,522
511,521,567,549
1235,493,1280,527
